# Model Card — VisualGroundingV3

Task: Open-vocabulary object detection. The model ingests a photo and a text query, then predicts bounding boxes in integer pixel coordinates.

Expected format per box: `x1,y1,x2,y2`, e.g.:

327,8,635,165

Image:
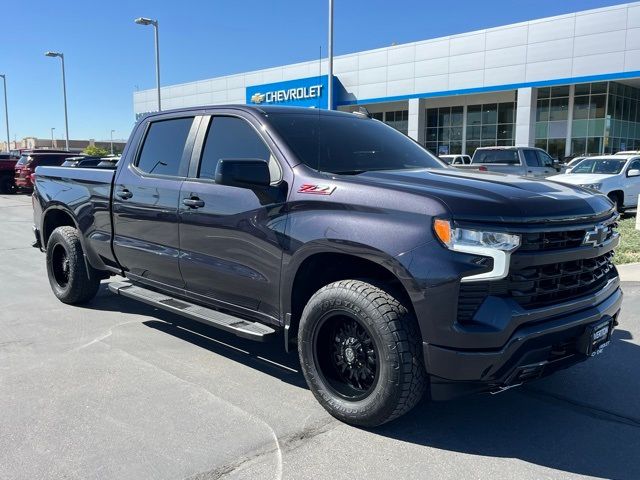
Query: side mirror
627,168,640,177
215,158,271,188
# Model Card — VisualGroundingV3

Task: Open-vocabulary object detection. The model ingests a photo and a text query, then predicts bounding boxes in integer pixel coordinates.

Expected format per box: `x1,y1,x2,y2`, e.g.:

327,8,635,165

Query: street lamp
327,0,334,110
45,51,70,151
51,127,55,148
110,129,115,155
0,75,9,153
134,17,161,111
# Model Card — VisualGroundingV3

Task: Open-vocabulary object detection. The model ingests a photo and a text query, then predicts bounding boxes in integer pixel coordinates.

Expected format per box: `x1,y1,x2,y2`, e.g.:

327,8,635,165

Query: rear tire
0,175,13,194
46,226,101,304
298,280,427,427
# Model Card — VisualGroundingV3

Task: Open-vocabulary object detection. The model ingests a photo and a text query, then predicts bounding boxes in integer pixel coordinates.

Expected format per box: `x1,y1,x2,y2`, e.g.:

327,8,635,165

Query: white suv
548,155,640,211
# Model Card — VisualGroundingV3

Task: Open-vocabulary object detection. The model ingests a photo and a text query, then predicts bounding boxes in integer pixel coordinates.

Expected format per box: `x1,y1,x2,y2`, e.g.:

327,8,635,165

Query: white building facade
133,2,640,160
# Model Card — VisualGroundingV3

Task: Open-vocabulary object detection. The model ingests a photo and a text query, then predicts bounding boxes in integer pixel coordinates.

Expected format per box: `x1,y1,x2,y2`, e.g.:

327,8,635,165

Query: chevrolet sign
251,85,323,105
246,75,334,109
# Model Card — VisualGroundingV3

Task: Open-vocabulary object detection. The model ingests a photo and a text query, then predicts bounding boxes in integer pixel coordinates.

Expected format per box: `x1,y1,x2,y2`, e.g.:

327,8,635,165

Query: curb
617,262,640,282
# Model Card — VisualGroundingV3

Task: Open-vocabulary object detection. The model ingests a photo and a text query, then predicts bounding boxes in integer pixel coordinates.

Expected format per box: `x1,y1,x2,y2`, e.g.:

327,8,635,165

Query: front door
624,158,640,207
112,115,198,289
178,114,287,319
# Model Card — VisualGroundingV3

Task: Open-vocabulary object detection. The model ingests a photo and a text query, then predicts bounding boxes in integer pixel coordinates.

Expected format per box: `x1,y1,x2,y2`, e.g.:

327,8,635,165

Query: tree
83,145,109,157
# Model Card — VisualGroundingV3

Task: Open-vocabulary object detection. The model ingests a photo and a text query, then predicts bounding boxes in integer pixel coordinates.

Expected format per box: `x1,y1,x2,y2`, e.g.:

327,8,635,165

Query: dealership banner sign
246,75,342,109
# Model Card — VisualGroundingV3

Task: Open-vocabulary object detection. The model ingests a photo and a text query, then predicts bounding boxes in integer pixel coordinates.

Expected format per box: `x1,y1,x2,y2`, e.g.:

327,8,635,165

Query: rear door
535,150,556,177
112,115,199,290
178,113,287,319
521,149,546,177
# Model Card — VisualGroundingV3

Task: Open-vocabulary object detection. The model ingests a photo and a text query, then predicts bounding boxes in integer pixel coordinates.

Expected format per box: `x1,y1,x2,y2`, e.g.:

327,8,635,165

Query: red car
14,151,79,191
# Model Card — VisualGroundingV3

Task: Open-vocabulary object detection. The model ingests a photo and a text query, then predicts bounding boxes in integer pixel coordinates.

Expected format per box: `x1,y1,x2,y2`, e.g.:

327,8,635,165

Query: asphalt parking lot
1,193,639,480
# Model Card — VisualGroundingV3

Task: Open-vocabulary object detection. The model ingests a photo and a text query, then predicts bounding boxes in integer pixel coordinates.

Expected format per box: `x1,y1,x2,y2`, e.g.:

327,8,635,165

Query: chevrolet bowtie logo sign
251,92,266,104
249,85,323,104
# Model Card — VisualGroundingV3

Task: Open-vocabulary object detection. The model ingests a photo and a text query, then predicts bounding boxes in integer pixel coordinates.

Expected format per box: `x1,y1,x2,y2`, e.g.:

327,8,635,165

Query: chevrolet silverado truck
32,106,622,427
454,146,561,178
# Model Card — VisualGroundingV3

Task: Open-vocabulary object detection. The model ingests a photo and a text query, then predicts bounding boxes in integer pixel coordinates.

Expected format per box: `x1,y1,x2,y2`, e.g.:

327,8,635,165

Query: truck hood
548,173,617,184
357,168,613,223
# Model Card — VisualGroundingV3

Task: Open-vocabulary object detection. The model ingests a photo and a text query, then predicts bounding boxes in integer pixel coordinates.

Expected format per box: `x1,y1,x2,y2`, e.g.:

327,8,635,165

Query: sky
0,0,630,143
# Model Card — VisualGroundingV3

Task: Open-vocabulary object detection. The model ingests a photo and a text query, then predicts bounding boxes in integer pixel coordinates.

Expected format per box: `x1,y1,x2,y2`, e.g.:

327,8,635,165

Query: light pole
134,17,161,111
110,129,115,155
45,51,70,151
51,127,55,148
0,75,9,153
327,0,334,110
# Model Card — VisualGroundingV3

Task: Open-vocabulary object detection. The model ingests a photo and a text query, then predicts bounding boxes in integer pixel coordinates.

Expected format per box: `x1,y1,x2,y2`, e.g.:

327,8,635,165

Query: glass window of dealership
414,81,640,159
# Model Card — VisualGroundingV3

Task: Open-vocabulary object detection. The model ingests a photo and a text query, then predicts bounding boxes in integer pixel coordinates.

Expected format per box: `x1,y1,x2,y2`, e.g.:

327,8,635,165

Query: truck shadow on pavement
378,327,640,480
85,284,640,479
84,285,307,389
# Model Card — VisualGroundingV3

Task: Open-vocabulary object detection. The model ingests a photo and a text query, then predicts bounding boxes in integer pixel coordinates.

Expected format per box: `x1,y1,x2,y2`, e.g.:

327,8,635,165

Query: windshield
267,113,444,174
16,155,30,166
570,159,626,174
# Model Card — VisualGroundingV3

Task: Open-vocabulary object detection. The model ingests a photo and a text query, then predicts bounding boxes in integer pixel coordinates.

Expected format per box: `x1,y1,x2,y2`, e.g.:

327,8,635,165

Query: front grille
519,223,616,251
458,251,616,323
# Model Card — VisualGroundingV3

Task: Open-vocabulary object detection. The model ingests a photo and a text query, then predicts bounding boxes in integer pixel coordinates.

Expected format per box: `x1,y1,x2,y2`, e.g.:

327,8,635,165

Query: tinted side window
628,159,640,171
137,117,193,176
522,150,540,167
37,156,67,167
536,151,555,168
198,116,277,181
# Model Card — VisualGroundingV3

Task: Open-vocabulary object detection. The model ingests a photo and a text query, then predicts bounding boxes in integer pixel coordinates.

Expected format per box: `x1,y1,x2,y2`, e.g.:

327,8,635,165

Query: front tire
608,192,624,213
298,280,427,427
46,226,101,304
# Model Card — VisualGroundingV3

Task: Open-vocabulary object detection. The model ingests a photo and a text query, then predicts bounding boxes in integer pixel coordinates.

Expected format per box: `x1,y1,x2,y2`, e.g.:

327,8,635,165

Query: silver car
455,146,560,178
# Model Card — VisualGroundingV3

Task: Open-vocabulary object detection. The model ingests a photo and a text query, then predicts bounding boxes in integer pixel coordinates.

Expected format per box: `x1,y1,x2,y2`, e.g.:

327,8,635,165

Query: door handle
116,189,133,199
183,197,205,208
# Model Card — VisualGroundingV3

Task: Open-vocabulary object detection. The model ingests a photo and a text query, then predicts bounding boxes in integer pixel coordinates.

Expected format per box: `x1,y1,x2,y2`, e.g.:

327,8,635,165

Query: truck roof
137,105,364,123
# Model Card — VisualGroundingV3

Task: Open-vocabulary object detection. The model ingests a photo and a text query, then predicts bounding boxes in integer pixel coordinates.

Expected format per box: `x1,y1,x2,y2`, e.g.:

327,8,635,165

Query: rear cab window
473,149,520,164
136,117,194,176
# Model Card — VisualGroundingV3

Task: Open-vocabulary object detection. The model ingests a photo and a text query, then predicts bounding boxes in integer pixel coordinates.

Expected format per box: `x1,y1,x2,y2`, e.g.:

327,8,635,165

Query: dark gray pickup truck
32,106,622,426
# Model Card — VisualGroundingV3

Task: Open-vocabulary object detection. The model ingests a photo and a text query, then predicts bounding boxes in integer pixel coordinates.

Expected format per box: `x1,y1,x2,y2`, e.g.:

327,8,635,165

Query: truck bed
33,166,117,270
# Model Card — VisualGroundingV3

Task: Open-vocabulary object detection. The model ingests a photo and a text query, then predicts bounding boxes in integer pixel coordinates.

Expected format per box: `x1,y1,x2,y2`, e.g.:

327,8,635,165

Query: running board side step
108,281,276,341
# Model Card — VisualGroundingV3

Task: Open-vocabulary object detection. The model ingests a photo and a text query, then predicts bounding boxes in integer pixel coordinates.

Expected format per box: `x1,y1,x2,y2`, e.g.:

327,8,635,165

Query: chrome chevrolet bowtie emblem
583,225,608,247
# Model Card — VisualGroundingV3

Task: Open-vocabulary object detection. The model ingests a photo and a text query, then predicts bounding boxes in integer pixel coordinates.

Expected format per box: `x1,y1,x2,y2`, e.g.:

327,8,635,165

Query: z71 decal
298,184,336,195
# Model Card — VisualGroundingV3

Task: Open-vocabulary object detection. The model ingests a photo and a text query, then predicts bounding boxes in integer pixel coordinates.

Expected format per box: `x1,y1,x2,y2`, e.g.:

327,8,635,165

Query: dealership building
133,2,640,160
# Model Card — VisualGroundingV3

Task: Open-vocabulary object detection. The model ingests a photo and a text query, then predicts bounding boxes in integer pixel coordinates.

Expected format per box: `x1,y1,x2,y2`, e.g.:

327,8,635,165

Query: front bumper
424,279,622,400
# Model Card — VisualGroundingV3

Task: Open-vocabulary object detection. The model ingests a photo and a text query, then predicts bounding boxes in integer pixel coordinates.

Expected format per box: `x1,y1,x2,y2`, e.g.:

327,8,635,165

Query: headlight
578,183,602,191
433,219,521,282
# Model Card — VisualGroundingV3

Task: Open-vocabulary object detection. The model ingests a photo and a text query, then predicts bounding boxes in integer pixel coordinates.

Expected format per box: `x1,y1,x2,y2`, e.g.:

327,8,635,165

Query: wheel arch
41,205,79,247
607,190,624,210
282,244,422,351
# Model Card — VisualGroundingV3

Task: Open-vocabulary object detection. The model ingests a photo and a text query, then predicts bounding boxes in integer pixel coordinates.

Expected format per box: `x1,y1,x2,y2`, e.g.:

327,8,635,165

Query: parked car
33,106,621,427
439,154,471,165
0,152,20,193
549,155,640,211
561,156,586,173
15,151,82,191
96,155,122,169
615,150,640,155
61,156,102,168
456,146,560,178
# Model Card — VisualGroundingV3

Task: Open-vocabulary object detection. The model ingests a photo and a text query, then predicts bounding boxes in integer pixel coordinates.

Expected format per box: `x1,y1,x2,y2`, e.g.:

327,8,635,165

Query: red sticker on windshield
298,184,336,195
